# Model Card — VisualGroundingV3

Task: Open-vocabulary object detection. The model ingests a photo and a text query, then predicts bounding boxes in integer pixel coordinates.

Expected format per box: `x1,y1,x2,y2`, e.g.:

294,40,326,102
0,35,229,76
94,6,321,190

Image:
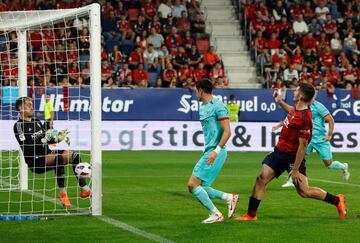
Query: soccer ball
75,162,92,179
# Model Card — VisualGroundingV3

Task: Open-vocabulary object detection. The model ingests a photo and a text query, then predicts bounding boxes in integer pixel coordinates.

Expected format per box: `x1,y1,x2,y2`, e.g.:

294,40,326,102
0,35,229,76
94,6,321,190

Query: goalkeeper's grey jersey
13,118,50,160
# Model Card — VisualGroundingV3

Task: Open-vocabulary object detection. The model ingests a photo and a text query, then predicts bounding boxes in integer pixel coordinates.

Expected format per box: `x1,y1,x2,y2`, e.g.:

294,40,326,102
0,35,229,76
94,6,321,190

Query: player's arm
206,118,231,165
273,89,292,113
272,120,283,132
289,137,308,185
323,114,334,141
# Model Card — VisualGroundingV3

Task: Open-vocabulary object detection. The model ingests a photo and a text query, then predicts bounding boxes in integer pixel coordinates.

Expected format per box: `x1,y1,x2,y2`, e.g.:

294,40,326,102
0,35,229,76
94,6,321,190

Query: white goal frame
0,3,102,216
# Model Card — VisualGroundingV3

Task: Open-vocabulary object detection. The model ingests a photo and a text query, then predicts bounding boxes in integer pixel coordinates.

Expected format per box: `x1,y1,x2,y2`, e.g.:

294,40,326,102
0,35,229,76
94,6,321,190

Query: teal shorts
306,140,332,161
192,148,227,186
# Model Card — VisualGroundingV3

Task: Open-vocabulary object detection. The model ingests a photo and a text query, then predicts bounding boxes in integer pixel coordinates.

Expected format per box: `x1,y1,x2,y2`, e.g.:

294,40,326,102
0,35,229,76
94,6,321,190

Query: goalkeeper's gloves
41,129,70,145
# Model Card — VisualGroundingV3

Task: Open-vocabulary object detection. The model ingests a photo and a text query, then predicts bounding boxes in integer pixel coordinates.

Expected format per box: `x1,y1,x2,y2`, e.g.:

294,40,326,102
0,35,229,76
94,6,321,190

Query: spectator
142,0,157,23
203,46,220,72
188,45,202,68
258,2,270,22
266,16,278,38
158,45,171,69
292,48,304,71
303,48,318,71
293,14,308,37
133,63,149,86
183,30,194,52
108,44,124,70
118,14,135,41
104,76,117,89
350,53,360,69
317,32,330,54
323,14,337,38
178,63,194,86
128,46,144,70
250,15,266,35
136,29,149,50
308,17,323,36
272,0,286,21
272,47,290,69
343,31,360,57
283,64,299,83
299,66,311,82
194,62,208,82
337,51,349,71
302,1,315,24
133,15,147,40
166,27,183,49
191,13,207,39
173,46,188,69
326,64,341,87
118,63,132,82
68,62,80,85
143,44,161,76
172,0,187,19
147,27,164,50
283,29,298,58
330,32,343,56
102,11,121,42
302,32,317,52
340,18,354,40
81,61,91,85
343,64,358,85
315,0,330,24
101,59,113,84
158,0,173,19
267,33,281,56
209,62,227,86
177,11,191,34
319,46,336,73
251,31,267,60
277,15,292,40
163,63,177,87
162,13,176,38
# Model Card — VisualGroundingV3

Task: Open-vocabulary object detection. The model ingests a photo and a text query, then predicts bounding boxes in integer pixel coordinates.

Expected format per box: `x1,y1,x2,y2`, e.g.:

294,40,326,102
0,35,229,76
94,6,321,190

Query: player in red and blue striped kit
235,83,347,221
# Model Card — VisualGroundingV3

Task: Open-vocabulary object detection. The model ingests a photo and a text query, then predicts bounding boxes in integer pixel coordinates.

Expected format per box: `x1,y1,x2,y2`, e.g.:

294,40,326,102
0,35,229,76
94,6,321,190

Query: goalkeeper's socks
247,196,261,217
59,187,67,194
328,161,346,170
80,185,90,192
203,186,227,200
191,186,217,211
71,153,87,187
55,155,65,188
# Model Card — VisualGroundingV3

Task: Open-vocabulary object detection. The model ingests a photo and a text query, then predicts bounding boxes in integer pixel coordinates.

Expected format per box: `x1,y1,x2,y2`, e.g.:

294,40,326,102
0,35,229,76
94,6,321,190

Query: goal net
0,4,102,216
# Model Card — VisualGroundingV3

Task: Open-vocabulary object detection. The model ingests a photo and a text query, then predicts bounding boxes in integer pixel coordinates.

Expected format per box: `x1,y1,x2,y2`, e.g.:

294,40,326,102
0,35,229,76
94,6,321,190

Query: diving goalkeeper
13,97,91,207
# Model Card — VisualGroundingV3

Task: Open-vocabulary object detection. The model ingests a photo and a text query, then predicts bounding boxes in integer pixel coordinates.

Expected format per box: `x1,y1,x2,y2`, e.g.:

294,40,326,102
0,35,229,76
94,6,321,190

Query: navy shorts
262,147,307,178
26,150,65,174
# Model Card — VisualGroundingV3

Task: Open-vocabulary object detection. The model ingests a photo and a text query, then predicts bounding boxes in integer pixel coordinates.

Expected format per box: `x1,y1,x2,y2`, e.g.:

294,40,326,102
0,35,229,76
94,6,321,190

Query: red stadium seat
128,8,139,22
196,39,210,55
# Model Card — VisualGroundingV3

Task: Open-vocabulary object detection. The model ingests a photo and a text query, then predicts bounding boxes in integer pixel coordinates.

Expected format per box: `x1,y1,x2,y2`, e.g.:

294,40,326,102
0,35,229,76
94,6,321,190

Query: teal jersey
199,98,229,152
310,100,330,143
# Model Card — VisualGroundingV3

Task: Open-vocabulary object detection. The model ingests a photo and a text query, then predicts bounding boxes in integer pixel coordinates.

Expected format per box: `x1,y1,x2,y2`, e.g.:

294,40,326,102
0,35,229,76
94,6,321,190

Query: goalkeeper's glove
41,129,70,145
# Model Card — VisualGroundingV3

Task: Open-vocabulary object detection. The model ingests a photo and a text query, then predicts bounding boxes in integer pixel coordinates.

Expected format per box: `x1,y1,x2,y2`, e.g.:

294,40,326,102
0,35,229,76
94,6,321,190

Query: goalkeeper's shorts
26,150,65,174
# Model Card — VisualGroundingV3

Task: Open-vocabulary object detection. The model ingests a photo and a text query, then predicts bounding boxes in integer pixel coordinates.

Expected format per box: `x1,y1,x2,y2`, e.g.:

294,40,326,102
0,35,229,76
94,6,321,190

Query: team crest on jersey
300,129,311,134
19,133,26,141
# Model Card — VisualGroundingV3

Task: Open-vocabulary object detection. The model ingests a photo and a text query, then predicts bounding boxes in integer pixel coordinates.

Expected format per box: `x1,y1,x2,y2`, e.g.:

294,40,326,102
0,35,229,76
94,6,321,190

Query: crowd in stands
244,0,360,95
0,0,230,89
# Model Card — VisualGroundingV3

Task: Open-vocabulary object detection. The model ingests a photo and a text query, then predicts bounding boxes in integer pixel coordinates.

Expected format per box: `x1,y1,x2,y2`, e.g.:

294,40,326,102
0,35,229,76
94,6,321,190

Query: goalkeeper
13,97,91,207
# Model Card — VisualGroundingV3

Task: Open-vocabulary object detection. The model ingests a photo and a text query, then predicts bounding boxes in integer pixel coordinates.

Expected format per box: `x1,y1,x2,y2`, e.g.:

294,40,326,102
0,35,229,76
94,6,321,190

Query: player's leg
61,150,92,197
293,167,347,219
315,142,350,181
201,149,239,218
45,153,71,207
236,165,276,221
236,150,286,221
188,152,226,223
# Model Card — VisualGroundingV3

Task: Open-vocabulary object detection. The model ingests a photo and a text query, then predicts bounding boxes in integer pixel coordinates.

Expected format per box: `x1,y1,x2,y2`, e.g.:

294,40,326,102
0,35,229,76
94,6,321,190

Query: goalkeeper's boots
80,189,92,199
58,192,71,207
336,194,347,220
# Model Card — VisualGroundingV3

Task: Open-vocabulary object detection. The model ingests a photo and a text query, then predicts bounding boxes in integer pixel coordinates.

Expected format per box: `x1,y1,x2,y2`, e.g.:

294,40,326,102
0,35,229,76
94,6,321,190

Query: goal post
0,3,102,216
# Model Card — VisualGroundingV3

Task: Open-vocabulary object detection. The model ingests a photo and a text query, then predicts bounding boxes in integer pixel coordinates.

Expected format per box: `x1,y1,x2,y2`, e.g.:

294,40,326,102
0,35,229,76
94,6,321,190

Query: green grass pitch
0,151,360,242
